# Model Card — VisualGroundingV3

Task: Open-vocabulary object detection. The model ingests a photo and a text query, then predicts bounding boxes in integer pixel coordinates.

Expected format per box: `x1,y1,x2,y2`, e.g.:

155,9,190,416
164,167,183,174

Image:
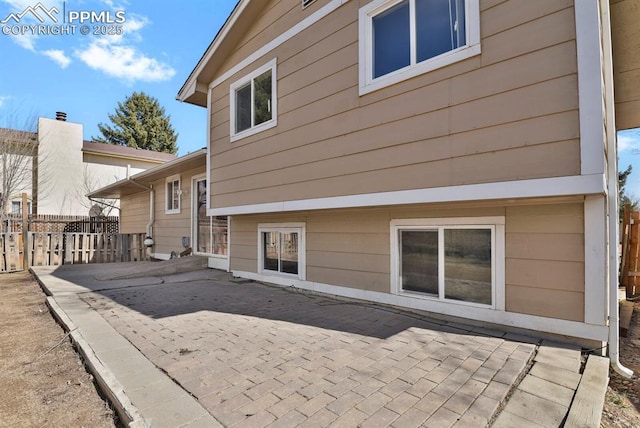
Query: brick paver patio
77,272,536,427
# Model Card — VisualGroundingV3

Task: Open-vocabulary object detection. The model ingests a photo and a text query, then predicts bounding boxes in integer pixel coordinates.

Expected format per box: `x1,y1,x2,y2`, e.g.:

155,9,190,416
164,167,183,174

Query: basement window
258,223,305,280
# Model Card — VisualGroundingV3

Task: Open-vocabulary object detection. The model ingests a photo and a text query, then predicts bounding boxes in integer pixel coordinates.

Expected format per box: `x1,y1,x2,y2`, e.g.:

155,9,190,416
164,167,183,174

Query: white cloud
42,49,71,68
74,14,175,83
618,129,640,153
76,39,175,82
2,1,174,82
10,33,36,50
0,96,10,108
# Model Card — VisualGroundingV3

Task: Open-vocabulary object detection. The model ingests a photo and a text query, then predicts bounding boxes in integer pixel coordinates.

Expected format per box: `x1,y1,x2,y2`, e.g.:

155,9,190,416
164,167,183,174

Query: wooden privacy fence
621,204,640,298
0,232,148,272
3,214,119,233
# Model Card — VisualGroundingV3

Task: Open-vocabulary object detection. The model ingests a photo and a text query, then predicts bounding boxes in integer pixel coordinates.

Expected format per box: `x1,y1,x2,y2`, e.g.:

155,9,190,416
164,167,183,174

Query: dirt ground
602,300,640,427
0,271,117,428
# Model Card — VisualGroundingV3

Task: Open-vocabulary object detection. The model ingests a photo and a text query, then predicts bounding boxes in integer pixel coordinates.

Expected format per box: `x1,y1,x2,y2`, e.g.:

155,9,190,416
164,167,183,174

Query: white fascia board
208,174,605,216
177,0,251,102
208,0,351,90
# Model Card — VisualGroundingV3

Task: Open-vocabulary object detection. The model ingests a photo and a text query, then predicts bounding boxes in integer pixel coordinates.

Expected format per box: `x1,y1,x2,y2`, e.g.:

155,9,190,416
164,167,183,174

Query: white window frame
11,200,31,215
358,0,481,95
230,58,278,142
165,174,181,215
191,175,229,258
390,217,505,310
302,0,316,9
258,222,306,280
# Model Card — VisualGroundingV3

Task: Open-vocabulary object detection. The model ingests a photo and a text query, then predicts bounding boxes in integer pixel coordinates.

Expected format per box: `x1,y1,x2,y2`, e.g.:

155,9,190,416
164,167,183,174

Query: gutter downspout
607,143,632,378
601,0,633,378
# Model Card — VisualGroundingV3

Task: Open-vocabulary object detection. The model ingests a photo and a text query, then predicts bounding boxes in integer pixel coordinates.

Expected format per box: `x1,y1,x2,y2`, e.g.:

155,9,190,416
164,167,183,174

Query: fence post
21,193,28,269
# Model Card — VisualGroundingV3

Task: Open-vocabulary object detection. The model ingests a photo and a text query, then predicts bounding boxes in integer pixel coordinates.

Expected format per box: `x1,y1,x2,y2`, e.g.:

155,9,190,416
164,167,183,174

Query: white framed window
258,223,305,280
391,217,504,309
166,174,181,214
230,58,278,142
359,0,480,95
11,200,31,215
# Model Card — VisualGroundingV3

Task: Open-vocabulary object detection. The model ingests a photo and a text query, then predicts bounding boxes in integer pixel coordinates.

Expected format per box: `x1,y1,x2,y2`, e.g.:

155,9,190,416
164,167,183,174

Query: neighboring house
88,149,229,270
175,0,639,366
0,112,176,215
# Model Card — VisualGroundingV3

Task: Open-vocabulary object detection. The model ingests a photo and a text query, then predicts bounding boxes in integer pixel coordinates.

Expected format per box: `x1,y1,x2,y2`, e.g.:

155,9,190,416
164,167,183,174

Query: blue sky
0,0,237,155
1,0,639,197
619,128,640,199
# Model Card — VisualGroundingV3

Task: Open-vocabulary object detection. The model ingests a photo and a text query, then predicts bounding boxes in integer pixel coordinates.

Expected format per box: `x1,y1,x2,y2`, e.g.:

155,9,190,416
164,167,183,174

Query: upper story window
166,175,181,214
230,58,278,142
359,0,480,95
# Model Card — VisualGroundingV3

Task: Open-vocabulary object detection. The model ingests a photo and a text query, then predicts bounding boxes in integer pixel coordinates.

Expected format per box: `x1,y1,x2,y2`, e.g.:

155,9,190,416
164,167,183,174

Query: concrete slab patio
31,261,605,427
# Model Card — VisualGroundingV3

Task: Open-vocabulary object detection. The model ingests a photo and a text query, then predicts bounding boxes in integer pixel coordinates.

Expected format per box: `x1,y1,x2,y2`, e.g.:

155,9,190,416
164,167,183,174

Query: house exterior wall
36,118,85,215
33,118,166,215
208,0,581,209
230,197,585,324
187,0,613,342
120,191,149,234
148,166,204,257
82,154,155,216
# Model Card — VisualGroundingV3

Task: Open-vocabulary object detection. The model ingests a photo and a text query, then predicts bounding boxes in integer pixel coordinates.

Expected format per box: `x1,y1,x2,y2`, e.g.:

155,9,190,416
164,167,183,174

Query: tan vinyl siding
505,202,585,322
230,198,585,322
149,166,205,255
209,0,581,209
611,0,640,130
120,191,149,234
218,0,333,78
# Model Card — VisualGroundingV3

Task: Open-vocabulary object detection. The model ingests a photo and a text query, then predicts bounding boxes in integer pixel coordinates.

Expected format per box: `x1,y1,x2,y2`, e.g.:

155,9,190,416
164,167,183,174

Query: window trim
165,174,181,215
258,222,306,280
390,217,505,310
11,200,31,215
191,175,229,258
229,58,278,142
358,0,481,95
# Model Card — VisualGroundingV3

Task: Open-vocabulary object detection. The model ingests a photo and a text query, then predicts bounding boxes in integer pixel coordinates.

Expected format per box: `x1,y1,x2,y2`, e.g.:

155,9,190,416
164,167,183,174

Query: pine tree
93,92,178,154
619,164,639,219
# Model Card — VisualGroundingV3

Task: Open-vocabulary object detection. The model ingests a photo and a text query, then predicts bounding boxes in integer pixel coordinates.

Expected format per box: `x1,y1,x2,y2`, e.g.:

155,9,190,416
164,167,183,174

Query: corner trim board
574,1,606,175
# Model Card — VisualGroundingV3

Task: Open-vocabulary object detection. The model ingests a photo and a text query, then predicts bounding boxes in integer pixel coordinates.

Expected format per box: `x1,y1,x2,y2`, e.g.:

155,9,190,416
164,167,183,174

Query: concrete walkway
31,262,607,427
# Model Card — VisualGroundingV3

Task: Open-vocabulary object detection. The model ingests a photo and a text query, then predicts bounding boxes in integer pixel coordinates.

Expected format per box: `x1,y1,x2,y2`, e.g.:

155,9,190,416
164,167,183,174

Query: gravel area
601,300,640,427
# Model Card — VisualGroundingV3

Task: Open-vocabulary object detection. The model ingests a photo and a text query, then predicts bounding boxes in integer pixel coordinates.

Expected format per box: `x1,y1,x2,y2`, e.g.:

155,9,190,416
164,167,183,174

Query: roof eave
88,149,207,199
176,0,251,106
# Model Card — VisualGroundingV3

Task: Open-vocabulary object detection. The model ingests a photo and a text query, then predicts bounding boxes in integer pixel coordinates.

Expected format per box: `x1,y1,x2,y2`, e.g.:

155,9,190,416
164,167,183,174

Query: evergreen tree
619,164,639,219
93,92,178,154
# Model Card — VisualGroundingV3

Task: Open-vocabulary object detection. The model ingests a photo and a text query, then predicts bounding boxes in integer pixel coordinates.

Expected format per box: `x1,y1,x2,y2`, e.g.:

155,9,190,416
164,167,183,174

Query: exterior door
194,178,211,254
